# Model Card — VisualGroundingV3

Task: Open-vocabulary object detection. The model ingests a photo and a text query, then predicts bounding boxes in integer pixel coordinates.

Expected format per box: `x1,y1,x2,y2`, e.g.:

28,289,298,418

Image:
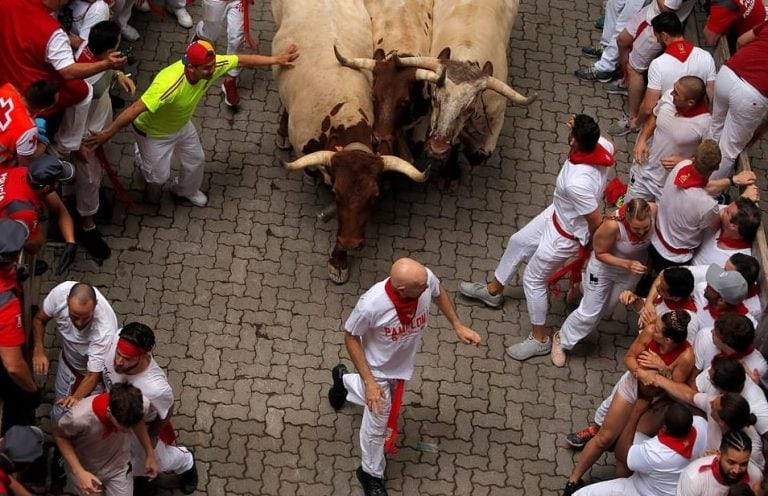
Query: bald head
677,76,706,104
68,283,96,306
67,283,97,330
390,258,428,299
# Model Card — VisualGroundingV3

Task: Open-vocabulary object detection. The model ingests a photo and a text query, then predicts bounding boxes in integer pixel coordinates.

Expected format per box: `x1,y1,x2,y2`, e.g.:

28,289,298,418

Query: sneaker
356,466,388,496
329,364,348,410
121,24,140,42
574,66,613,83
595,15,605,29
80,227,111,260
222,78,240,107
178,461,198,495
581,46,603,59
566,424,600,449
607,113,637,137
172,190,208,207
606,80,629,96
506,333,551,361
172,7,193,28
563,479,586,496
551,331,567,367
458,281,503,308
134,0,150,12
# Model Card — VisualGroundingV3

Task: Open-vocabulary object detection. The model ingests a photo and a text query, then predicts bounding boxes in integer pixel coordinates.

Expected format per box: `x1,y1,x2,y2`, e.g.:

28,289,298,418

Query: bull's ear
374,48,386,61
437,47,451,60
482,61,493,77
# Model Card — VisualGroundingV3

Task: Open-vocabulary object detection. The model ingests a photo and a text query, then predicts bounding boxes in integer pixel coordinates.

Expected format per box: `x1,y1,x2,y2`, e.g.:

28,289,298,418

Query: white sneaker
173,7,193,28
179,190,208,207
506,333,551,361
134,0,150,12
121,24,140,42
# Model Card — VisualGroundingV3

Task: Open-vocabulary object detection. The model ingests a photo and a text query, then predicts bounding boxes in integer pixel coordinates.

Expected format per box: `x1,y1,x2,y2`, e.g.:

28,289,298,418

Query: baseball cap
27,154,75,186
185,40,216,65
0,219,29,256
706,264,748,305
1,425,44,463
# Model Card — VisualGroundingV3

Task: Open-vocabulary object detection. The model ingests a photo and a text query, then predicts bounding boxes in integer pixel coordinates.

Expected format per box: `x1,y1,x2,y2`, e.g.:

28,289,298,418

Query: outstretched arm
84,99,148,149
434,285,481,346
237,44,299,69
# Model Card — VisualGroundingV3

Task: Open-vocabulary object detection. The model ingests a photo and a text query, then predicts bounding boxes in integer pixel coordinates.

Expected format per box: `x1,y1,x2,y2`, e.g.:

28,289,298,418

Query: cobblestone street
32,0,768,494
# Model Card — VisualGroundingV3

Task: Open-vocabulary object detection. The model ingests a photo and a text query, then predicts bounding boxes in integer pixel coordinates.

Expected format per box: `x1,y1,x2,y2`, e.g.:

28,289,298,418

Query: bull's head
334,46,444,156
284,148,427,250
397,48,537,160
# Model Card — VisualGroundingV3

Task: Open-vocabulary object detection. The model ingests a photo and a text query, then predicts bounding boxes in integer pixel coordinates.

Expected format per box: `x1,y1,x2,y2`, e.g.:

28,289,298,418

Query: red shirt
726,22,768,97
707,0,768,36
0,168,41,236
0,84,37,168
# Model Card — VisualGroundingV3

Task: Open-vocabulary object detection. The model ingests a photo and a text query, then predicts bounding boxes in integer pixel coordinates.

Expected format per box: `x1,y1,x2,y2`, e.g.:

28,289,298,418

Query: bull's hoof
275,135,292,151
328,260,350,284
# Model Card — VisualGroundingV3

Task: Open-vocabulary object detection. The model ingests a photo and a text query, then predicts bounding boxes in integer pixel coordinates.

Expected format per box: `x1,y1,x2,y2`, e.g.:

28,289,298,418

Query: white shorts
625,12,663,72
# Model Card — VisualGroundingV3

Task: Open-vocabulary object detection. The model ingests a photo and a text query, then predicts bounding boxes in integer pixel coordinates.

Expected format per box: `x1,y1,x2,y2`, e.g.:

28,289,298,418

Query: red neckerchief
76,46,99,64
91,393,118,439
384,279,418,326
676,98,709,118
705,302,749,320
0,468,9,493
383,379,405,454
617,205,646,244
658,426,697,459
703,456,751,485
747,283,759,298
647,340,691,365
665,39,695,63
717,233,751,250
717,344,756,361
568,144,615,167
653,295,697,312
673,163,708,189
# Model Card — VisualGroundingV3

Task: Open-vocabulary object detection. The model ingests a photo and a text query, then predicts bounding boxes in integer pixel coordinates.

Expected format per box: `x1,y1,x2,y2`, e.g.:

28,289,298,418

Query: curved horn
334,45,376,71
283,151,335,171
393,55,442,72
414,66,446,85
381,156,428,182
486,77,537,106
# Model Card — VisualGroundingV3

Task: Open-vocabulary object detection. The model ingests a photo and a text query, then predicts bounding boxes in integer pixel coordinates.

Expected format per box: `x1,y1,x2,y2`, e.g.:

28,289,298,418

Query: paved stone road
33,0,768,495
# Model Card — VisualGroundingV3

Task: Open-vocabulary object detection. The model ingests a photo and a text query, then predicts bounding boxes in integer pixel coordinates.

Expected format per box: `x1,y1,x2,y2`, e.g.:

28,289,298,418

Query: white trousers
494,205,553,286
133,121,205,196
625,162,663,203
55,84,93,153
573,477,642,496
595,0,646,73
52,353,105,424
111,0,136,29
75,90,112,216
708,66,768,180
130,436,194,476
343,374,393,479
559,266,640,349
66,468,132,496
196,0,245,77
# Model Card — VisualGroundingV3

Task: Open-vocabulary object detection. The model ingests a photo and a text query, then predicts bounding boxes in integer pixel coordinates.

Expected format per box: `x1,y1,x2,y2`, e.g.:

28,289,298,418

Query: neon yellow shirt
134,55,239,137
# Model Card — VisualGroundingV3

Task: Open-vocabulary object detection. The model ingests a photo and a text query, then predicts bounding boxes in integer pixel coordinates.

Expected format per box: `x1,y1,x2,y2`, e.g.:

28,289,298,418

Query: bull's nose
426,138,451,159
338,237,365,250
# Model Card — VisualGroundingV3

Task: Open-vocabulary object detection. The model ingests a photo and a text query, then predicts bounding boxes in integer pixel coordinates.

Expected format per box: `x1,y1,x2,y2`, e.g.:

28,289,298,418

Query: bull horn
381,156,428,182
283,151,335,171
486,77,537,106
393,55,442,72
414,66,446,85
334,45,376,71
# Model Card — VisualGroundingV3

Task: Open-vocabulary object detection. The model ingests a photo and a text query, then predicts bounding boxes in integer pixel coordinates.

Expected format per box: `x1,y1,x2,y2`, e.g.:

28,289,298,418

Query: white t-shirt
345,269,441,381
70,0,110,41
632,91,711,201
45,28,76,71
628,415,708,496
676,453,763,496
693,393,764,469
647,46,717,93
693,326,767,378
42,281,118,373
696,369,768,435
102,334,174,422
553,137,614,245
652,160,719,262
692,227,752,267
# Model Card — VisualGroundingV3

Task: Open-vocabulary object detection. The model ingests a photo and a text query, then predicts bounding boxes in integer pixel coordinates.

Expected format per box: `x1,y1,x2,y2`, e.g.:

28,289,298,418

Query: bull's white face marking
429,70,487,145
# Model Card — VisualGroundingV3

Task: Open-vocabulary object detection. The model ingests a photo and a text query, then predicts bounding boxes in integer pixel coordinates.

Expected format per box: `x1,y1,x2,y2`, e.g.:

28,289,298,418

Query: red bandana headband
117,338,150,358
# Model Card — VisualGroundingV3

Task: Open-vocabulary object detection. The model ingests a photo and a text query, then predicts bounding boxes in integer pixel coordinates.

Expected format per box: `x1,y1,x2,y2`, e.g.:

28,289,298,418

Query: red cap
185,40,216,65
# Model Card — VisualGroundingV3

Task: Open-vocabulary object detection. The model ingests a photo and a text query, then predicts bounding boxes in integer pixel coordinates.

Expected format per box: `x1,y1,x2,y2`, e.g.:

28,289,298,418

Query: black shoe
563,479,585,496
356,466,388,496
133,476,156,496
80,228,111,260
329,364,348,410
178,461,198,494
